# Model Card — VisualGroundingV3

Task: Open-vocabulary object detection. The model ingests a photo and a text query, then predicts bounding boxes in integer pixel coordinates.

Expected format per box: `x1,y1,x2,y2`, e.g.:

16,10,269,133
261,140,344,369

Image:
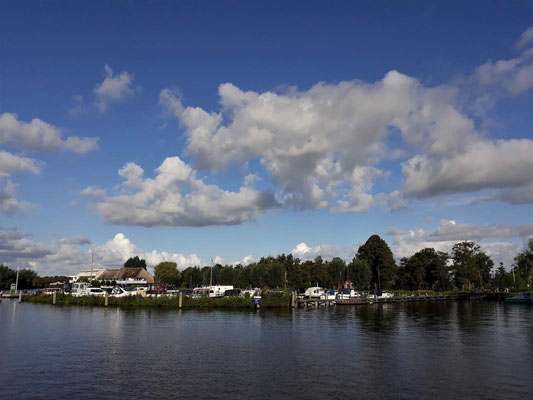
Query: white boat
304,286,323,299
70,281,90,295
72,287,106,297
336,288,359,299
110,286,137,297
241,288,261,298
367,290,394,300
208,285,234,298
192,285,234,298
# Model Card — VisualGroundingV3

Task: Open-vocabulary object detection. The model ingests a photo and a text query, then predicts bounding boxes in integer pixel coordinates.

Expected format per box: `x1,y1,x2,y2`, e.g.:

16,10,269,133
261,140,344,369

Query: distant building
98,267,154,286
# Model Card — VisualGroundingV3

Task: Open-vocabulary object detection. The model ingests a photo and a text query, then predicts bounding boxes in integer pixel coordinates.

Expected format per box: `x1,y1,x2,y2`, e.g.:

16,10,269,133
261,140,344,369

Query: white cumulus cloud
0,150,41,177
387,219,533,268
0,181,32,214
94,64,140,112
85,156,278,227
0,112,99,153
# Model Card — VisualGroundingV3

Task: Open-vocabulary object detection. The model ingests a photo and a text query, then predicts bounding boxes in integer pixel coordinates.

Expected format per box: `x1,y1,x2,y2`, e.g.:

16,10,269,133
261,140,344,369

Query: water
1,300,532,399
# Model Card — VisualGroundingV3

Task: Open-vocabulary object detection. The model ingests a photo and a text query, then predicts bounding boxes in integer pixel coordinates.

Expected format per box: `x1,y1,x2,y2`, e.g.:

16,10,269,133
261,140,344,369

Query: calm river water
1,300,532,399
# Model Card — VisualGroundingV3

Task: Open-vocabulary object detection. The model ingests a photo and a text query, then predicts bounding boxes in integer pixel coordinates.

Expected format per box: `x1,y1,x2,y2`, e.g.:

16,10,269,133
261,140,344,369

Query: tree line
154,235,533,292
0,266,69,290
1,235,531,291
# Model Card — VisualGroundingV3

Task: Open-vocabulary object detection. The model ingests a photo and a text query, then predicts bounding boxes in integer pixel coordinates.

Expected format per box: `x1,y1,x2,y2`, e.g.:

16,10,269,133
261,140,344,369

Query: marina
295,293,462,308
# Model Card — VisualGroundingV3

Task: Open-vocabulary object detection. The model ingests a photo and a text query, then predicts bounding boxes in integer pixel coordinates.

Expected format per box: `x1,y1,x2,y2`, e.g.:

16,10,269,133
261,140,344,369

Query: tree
347,258,372,290
493,263,512,290
356,235,397,289
399,248,449,290
0,265,16,290
511,245,533,288
181,267,203,288
451,241,493,291
124,256,147,269
327,257,346,289
154,262,181,286
265,261,285,288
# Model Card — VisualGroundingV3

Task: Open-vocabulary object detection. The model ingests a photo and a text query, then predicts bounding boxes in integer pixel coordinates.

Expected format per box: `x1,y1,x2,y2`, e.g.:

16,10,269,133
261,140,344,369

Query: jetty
294,294,463,308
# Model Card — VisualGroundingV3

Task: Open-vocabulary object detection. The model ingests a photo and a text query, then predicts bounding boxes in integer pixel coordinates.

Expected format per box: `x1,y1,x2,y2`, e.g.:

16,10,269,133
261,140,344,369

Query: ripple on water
0,300,532,399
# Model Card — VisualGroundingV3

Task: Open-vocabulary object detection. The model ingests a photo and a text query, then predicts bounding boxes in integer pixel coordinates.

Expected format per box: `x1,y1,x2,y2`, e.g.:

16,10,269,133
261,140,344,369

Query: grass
24,291,293,309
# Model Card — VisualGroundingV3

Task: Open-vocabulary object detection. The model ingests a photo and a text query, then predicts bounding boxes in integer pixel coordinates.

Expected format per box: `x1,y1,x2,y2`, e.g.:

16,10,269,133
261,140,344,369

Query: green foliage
154,261,181,285
493,263,513,289
0,265,69,290
25,293,263,309
398,248,450,291
6,236,528,294
512,247,533,285
356,235,397,289
124,256,147,269
261,290,292,307
181,266,203,288
0,265,16,290
451,241,493,290
347,258,372,289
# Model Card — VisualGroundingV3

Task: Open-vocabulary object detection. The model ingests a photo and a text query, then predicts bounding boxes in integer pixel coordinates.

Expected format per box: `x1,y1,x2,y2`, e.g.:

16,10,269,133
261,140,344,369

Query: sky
1,0,532,276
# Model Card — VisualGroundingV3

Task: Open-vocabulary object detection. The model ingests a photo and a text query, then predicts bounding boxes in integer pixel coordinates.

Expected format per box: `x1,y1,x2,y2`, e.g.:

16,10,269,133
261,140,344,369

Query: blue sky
1,1,532,275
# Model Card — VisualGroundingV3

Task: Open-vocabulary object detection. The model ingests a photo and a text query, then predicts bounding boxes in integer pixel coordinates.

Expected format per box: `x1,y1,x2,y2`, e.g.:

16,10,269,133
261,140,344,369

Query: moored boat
505,291,532,304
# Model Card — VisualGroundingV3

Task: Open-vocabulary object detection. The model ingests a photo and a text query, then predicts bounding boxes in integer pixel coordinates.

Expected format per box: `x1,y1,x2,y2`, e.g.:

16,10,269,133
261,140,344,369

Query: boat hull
505,298,532,304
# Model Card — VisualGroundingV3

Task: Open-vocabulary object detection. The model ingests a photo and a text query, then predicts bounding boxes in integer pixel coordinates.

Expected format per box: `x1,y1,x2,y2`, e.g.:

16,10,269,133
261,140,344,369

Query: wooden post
18,291,22,303
52,291,56,305
104,292,109,307
291,291,296,308
179,292,183,309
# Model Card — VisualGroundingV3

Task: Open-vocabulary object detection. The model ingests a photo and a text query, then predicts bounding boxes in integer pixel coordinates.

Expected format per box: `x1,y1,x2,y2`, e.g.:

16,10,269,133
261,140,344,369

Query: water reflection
353,303,400,334
0,300,532,399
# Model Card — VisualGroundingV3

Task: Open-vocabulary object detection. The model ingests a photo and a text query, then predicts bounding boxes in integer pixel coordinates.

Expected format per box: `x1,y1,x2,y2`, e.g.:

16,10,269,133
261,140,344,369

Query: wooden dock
295,294,462,308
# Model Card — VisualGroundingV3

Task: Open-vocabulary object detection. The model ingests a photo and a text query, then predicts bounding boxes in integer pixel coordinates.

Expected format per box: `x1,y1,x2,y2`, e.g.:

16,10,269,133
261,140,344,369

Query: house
98,267,154,286
69,269,106,283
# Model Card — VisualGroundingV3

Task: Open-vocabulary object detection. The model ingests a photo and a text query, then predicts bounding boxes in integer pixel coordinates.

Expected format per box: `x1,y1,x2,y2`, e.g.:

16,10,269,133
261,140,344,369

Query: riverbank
23,290,292,309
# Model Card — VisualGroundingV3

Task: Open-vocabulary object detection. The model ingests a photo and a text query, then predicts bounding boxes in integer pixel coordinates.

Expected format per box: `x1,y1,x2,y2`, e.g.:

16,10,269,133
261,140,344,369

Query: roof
99,269,119,280
98,267,154,283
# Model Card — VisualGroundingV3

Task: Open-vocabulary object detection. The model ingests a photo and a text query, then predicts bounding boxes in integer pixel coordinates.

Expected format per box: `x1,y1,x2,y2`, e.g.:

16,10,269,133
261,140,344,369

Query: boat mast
90,251,94,285
210,257,213,288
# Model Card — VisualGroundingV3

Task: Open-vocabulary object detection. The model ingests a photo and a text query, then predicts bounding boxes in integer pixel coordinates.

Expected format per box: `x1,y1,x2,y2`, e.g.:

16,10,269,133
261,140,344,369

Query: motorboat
336,288,360,299
304,286,323,299
110,286,137,297
367,290,394,300
505,291,532,304
72,287,106,297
